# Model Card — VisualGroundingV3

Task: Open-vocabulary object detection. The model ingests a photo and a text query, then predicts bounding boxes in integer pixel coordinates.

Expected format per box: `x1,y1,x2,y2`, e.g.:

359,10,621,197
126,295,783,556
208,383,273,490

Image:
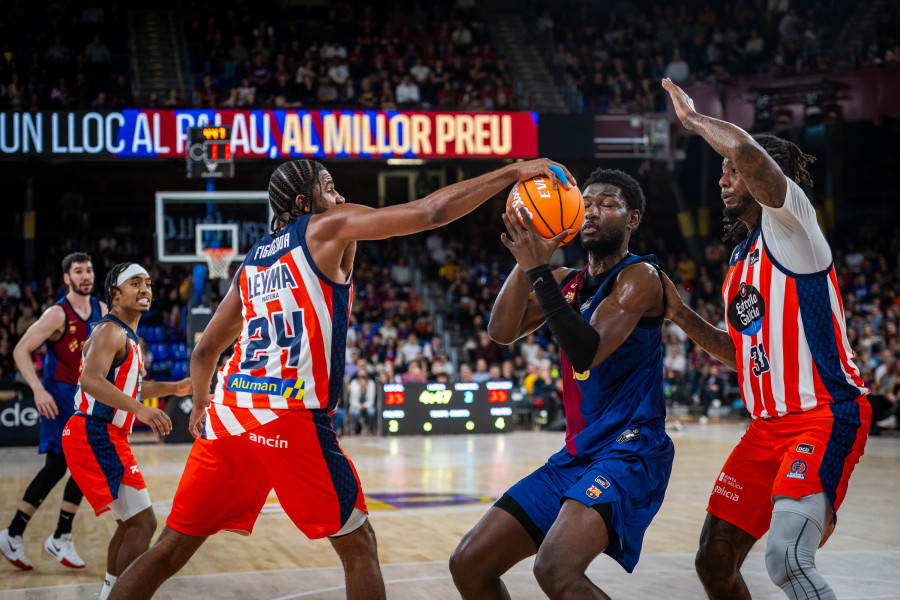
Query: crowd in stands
0,0,132,111
3,0,898,113
0,0,517,112
183,0,517,111
528,0,900,113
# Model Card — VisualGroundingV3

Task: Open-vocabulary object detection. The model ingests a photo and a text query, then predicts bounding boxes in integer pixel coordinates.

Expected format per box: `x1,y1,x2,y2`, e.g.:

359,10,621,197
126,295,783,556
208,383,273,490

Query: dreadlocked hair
753,134,816,187
104,262,135,308
268,160,326,232
722,135,817,244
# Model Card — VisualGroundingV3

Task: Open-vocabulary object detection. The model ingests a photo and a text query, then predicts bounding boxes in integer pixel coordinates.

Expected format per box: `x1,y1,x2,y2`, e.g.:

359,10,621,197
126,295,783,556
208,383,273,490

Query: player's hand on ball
501,206,569,271
511,159,575,190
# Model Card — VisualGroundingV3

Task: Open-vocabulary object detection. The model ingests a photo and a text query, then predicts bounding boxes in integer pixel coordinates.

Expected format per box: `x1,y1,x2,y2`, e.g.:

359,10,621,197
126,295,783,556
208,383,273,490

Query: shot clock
186,126,234,179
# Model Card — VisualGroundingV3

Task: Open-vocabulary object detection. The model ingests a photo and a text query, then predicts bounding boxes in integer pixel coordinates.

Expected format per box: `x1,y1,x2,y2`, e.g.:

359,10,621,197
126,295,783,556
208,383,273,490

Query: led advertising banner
0,110,539,159
379,381,514,436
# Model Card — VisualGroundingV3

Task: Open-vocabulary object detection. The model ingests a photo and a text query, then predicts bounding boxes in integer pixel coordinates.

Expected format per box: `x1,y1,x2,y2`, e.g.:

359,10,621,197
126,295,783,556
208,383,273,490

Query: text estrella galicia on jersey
727,282,766,336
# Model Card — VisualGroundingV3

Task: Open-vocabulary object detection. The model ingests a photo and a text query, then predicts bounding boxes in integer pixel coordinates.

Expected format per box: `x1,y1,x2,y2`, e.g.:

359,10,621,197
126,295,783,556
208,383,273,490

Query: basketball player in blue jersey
108,157,573,600
2,253,106,571
452,169,674,599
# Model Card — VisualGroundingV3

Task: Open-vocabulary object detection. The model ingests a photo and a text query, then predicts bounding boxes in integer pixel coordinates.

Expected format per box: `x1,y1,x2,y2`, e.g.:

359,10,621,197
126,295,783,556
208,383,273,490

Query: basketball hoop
202,247,235,280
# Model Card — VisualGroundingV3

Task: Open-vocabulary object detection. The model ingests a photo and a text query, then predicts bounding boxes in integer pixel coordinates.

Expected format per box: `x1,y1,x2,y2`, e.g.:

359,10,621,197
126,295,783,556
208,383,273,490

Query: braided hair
268,160,327,231
722,134,817,244
104,262,135,308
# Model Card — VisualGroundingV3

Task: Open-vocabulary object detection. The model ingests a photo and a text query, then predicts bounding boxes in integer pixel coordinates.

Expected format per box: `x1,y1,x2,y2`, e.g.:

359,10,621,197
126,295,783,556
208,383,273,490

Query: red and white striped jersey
75,315,143,433
723,179,867,419
205,214,352,439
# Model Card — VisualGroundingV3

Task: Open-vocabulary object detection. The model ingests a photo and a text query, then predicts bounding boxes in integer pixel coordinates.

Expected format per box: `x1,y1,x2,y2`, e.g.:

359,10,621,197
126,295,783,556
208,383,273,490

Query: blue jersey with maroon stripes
561,255,666,456
44,296,102,385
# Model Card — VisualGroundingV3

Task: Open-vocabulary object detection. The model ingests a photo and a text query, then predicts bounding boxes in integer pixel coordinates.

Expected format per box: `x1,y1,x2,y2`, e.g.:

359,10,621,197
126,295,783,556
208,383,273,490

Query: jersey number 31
750,343,770,377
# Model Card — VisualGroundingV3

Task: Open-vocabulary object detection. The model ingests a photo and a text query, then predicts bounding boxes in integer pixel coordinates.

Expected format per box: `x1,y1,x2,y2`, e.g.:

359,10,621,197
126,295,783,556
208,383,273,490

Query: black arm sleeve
526,264,600,372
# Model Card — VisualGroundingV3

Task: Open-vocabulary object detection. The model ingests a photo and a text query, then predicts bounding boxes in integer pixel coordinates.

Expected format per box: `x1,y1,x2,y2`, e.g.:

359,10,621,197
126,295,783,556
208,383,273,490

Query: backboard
155,191,274,263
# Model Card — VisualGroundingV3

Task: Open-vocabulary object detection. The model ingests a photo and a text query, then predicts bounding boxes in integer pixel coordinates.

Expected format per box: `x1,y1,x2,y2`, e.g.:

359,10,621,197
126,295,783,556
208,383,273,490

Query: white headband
116,264,150,287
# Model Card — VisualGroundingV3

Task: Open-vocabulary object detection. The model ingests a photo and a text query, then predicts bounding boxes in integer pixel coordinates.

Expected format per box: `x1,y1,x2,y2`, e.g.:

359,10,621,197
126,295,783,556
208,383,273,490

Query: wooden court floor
1,423,898,599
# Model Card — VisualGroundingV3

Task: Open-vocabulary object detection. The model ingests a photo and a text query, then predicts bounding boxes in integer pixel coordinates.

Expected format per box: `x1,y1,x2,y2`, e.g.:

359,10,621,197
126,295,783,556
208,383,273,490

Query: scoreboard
186,126,234,179
379,381,514,435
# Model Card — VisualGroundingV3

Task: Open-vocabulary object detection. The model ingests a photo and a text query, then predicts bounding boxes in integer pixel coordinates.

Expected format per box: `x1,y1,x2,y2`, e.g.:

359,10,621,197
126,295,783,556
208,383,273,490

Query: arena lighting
387,158,425,166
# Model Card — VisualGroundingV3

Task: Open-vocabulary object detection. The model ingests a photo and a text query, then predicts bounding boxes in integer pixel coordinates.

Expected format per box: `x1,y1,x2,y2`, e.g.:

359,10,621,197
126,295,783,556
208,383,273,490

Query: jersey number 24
240,310,305,370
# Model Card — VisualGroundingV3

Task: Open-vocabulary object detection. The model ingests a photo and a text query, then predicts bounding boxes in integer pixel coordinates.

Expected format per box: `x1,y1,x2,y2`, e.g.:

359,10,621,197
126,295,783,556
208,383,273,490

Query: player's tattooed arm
662,77,786,209
660,270,737,371
685,114,787,210
672,306,737,371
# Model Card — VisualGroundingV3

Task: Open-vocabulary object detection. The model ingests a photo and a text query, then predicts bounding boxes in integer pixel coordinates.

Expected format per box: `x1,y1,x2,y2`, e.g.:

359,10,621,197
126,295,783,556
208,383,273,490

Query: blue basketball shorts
505,426,674,572
40,380,78,455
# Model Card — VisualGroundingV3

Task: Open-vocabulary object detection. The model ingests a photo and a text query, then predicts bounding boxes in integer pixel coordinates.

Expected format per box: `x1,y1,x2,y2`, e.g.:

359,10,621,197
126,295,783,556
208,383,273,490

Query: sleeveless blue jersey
44,296,103,384
562,254,666,456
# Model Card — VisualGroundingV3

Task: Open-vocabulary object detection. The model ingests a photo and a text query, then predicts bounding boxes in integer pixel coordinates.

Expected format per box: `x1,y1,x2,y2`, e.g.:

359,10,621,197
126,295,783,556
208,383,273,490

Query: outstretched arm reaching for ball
306,159,575,283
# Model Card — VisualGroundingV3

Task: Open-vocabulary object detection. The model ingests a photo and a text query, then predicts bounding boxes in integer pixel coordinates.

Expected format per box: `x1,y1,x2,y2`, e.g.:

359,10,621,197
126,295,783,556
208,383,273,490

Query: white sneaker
876,414,897,430
0,528,32,570
44,533,85,569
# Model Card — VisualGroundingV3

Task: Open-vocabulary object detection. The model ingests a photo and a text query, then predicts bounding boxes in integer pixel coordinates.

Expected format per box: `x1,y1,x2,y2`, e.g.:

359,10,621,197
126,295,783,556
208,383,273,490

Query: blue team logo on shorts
786,460,807,479
586,485,602,499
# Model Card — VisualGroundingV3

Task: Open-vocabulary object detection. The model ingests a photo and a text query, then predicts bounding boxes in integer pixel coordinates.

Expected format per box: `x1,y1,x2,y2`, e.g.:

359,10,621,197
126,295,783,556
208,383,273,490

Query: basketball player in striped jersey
2,253,105,571
62,263,189,600
660,78,869,600
108,157,574,600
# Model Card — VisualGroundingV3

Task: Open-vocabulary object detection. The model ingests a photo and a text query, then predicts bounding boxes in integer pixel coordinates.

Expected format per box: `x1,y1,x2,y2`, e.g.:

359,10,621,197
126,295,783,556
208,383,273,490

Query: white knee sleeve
764,493,836,600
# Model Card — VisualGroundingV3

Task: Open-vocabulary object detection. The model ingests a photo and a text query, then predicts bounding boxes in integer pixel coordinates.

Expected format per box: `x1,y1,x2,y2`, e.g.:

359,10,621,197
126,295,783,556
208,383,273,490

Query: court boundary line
3,550,899,596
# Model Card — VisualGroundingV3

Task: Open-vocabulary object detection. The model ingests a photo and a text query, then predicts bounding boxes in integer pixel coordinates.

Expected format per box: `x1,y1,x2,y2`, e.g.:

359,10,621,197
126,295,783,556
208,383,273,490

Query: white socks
98,572,117,600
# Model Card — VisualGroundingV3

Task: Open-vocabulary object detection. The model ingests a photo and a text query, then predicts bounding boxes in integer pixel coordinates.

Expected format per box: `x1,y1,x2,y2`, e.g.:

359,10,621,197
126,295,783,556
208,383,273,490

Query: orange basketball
506,176,584,244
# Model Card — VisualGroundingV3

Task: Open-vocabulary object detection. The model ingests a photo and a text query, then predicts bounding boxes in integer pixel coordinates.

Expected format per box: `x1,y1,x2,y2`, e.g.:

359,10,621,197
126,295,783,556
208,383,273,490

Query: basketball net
202,247,235,280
